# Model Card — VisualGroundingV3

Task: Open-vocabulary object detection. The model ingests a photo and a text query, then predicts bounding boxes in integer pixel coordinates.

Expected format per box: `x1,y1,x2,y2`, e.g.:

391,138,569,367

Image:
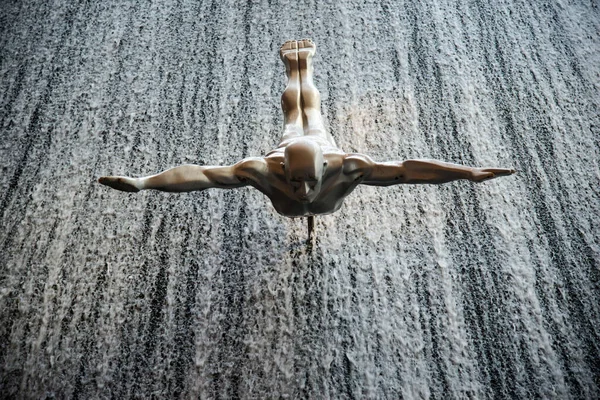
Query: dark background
1,0,599,398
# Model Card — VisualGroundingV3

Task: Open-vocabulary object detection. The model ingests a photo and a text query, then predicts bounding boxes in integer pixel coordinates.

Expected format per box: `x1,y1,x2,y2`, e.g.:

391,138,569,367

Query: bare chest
250,153,360,217
265,171,360,217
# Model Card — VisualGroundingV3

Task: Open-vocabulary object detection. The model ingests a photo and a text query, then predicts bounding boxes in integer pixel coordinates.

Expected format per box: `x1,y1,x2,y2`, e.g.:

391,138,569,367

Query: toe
280,40,295,53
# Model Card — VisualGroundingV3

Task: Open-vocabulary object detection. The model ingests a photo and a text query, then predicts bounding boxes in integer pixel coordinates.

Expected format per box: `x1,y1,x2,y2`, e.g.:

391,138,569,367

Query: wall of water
1,0,598,398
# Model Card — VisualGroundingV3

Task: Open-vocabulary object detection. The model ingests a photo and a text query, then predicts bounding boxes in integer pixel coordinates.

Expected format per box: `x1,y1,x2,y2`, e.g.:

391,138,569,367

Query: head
283,140,327,203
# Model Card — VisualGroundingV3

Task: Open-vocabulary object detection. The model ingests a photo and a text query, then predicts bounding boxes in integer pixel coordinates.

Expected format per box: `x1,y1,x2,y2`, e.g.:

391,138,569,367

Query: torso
249,147,365,217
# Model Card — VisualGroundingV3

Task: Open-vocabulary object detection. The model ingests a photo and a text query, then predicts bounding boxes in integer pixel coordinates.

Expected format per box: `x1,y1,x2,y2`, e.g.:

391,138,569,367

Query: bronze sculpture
99,39,515,236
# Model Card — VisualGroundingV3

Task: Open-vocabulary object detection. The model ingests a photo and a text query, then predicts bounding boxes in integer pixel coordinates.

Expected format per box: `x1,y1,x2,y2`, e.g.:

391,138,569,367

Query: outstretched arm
345,155,516,186
98,158,266,192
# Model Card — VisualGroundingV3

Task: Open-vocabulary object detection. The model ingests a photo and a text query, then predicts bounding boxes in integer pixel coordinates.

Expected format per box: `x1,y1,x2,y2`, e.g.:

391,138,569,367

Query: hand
98,176,140,192
471,168,516,182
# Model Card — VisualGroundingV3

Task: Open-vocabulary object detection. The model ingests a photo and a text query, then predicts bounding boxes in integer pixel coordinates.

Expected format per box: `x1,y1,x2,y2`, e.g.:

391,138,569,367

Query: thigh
304,116,336,147
278,125,304,147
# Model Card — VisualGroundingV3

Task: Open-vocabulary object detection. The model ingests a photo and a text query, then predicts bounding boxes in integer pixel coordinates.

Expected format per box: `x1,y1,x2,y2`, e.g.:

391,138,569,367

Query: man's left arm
345,154,516,186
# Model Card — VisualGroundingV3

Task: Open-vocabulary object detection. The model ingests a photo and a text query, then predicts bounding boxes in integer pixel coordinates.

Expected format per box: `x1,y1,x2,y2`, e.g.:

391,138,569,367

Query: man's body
99,39,515,218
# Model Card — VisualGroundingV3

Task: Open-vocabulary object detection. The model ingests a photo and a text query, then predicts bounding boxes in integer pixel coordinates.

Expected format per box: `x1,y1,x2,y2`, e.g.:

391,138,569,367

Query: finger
98,176,139,192
482,168,515,177
481,172,495,181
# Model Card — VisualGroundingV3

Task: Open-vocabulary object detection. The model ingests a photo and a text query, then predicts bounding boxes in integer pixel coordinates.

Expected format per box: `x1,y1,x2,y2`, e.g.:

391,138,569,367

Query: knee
285,109,301,122
303,107,321,120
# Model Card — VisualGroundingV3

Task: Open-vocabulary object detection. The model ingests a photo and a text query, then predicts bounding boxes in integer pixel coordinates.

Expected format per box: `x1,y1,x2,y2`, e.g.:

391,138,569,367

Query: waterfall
1,0,598,398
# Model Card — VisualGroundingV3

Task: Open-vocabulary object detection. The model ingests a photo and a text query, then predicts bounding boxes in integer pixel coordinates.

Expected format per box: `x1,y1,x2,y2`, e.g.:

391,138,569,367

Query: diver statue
99,39,515,238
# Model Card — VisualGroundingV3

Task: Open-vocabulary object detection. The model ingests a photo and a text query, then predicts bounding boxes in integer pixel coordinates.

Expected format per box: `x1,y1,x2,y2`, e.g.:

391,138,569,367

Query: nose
297,182,311,199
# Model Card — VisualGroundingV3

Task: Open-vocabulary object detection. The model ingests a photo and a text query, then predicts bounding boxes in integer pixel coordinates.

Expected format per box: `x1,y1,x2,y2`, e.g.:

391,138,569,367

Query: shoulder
234,157,268,178
342,153,374,174
236,157,267,169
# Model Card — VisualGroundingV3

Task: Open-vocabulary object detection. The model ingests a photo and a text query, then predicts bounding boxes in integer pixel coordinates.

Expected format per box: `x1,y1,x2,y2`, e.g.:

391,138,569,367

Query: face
284,142,326,203
287,168,323,203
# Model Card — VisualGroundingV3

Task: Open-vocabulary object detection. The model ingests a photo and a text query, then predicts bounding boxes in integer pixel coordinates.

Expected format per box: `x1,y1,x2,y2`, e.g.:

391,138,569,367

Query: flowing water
1,0,599,398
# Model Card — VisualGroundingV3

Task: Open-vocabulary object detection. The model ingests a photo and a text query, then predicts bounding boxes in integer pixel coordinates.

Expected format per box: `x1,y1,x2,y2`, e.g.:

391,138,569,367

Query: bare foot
98,176,140,192
297,38,316,59
471,168,516,182
280,40,298,62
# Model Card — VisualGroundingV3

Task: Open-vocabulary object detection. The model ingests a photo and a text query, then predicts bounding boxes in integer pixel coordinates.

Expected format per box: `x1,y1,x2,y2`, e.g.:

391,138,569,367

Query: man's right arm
98,157,268,193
